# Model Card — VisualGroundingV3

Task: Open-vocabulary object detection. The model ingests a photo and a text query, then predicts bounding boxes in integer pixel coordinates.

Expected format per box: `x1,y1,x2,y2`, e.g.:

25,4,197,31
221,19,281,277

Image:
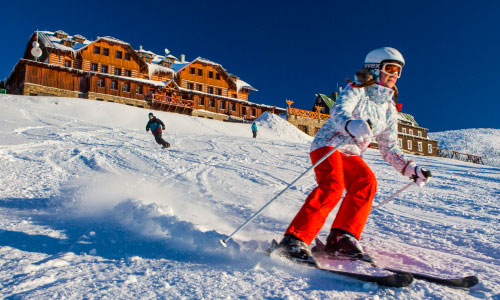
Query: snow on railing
437,148,484,165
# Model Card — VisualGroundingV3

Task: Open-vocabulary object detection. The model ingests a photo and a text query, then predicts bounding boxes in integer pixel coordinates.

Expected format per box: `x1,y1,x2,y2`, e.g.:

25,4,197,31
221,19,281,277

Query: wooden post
315,105,322,122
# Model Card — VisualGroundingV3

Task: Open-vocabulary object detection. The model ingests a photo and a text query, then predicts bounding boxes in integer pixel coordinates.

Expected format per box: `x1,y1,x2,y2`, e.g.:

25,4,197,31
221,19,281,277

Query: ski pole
371,181,414,211
220,140,347,247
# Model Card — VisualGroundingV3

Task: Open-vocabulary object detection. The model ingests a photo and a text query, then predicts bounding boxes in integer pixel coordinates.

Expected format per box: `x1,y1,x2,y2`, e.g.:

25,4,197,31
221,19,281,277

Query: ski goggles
380,62,403,78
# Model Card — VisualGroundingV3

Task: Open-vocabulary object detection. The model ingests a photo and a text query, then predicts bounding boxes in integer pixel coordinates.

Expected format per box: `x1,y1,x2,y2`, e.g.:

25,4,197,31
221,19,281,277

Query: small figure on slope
251,121,258,138
146,112,170,149
275,47,432,265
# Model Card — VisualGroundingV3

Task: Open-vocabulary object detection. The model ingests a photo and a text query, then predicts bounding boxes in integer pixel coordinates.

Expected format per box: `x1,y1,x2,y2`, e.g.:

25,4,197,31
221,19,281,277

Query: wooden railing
437,148,484,165
147,94,194,109
288,107,330,121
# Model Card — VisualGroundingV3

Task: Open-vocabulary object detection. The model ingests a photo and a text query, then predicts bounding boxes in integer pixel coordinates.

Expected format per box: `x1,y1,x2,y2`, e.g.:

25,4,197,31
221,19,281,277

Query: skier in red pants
278,47,432,265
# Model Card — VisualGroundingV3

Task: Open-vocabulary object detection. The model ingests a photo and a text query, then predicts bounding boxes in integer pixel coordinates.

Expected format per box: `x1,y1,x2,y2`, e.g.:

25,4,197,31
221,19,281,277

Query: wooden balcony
288,107,330,121
147,94,194,114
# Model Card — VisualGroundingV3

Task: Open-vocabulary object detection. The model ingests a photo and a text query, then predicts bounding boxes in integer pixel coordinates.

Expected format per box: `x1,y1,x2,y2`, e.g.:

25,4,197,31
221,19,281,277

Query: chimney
180,54,185,63
139,45,143,51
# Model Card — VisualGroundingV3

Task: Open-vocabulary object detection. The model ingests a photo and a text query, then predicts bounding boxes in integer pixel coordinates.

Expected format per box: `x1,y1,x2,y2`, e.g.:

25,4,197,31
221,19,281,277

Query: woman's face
379,71,398,89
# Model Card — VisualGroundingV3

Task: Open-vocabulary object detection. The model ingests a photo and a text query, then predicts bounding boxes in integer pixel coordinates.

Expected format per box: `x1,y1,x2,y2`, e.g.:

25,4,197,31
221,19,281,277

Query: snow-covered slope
0,94,499,299
429,128,500,167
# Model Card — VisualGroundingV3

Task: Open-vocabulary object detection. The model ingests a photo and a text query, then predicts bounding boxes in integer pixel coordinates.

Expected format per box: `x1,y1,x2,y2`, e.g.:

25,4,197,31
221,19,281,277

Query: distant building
5,30,285,121
286,93,439,156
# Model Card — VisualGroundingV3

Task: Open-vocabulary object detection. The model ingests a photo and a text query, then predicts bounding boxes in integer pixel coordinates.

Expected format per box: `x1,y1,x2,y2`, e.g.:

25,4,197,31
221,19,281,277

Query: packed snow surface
0,94,499,299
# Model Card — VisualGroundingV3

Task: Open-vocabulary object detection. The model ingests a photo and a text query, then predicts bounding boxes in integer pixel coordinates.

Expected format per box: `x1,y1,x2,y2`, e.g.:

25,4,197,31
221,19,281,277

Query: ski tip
219,239,227,248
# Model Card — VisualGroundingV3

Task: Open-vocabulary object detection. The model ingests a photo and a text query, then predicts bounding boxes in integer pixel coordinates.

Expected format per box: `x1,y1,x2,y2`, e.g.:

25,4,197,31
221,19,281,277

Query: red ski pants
285,147,377,244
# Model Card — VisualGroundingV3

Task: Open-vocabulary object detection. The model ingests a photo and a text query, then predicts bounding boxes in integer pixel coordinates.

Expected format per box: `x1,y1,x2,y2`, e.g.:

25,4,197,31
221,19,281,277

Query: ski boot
271,234,318,267
323,228,375,263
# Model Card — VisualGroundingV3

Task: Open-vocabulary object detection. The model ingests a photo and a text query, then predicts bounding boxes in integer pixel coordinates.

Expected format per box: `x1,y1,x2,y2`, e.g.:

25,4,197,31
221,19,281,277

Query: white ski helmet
364,47,405,69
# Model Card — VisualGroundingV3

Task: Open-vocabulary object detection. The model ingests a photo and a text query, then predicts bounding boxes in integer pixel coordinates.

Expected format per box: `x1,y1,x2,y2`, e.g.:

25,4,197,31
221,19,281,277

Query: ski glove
345,119,373,150
403,163,432,187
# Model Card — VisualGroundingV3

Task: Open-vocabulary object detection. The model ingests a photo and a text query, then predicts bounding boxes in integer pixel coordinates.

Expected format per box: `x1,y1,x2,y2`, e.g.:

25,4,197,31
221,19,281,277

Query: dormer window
103,48,109,56
116,50,123,59
208,71,214,78
94,46,101,54
55,30,68,39
124,53,131,61
216,74,221,80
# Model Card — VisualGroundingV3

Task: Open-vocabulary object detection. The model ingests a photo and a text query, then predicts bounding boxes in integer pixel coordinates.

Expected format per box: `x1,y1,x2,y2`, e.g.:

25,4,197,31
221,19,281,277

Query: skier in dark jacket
146,113,170,149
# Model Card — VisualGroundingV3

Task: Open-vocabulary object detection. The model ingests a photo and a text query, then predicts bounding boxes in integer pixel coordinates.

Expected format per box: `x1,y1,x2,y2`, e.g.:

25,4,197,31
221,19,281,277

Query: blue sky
1,0,499,132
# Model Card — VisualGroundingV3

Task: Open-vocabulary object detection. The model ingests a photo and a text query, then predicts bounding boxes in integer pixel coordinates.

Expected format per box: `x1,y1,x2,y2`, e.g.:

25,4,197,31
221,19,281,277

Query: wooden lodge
5,30,286,121
286,93,440,157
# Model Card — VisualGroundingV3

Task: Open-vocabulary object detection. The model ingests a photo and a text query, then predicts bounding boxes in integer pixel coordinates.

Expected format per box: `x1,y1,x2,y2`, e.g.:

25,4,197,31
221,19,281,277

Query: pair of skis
269,239,479,289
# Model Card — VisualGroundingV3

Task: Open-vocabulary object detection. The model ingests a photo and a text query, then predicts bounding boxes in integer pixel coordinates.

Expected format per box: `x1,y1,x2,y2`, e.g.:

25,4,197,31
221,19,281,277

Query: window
428,144,433,154
101,65,108,73
298,125,307,133
125,53,131,60
110,80,118,90
418,142,423,152
418,131,422,137
136,85,143,94
231,103,236,111
103,48,109,56
94,46,101,54
207,87,214,94
123,82,130,93
208,71,214,78
209,99,215,108
97,78,105,88
190,67,195,75
216,74,221,80
398,138,403,148
232,94,237,98
91,63,98,71
402,128,407,134
198,96,204,106
188,82,194,90
124,69,132,77
64,60,71,68
196,84,202,91
407,140,412,150
220,101,225,110
409,129,413,136
216,88,222,95
197,69,203,76
114,68,122,76
251,108,256,116
116,50,123,59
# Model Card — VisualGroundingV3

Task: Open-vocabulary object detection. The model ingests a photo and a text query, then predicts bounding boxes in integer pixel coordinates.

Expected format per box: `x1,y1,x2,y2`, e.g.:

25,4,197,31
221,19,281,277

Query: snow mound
255,112,312,143
429,128,500,167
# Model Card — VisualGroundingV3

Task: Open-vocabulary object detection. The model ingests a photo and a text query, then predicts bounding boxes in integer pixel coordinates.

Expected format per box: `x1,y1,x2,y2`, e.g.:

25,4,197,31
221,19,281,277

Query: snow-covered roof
73,34,86,40
36,31,92,55
98,36,130,46
236,79,257,92
146,63,174,77
55,30,68,36
170,62,190,72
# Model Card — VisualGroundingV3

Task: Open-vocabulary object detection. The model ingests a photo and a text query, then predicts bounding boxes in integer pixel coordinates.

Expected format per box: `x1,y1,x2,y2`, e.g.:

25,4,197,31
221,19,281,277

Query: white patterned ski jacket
311,83,410,174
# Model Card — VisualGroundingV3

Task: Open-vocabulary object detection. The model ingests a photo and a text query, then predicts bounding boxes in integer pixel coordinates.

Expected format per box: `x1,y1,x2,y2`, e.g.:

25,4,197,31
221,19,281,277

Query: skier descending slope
146,112,170,149
275,47,432,265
